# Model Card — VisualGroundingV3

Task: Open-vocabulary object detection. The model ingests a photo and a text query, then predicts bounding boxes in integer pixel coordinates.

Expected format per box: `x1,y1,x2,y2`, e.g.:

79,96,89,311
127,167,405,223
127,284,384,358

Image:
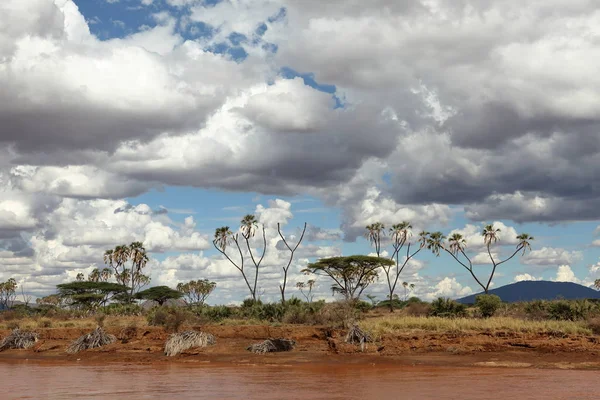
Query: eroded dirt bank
1,325,599,370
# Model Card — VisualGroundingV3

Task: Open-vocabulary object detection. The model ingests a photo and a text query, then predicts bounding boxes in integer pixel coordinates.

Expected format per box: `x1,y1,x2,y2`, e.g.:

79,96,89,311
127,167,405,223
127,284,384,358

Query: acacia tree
428,224,534,294
135,286,183,306
213,215,266,301
176,279,217,306
302,255,394,302
57,281,129,310
277,222,307,303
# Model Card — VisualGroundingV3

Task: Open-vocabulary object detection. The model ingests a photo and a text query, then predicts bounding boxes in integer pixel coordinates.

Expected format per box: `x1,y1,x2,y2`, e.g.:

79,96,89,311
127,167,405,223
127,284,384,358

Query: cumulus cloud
522,247,583,268
2,0,600,301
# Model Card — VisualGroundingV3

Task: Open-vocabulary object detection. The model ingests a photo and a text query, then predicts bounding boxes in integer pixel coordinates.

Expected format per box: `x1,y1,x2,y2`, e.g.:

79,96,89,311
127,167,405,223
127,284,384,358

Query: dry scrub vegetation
361,316,592,340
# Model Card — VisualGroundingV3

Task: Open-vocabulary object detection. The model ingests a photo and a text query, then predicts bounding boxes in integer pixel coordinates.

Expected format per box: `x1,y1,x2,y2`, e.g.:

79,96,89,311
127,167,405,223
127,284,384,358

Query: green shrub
548,300,595,321
524,300,549,320
475,294,502,318
429,298,467,318
354,300,373,313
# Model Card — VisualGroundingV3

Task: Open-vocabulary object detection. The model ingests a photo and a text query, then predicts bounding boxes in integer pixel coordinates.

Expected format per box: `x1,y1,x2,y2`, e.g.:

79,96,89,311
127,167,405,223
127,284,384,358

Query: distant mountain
457,280,600,304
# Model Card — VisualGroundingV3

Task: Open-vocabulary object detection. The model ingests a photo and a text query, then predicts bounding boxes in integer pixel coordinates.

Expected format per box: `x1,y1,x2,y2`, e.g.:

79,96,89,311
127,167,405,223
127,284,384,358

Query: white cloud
514,273,540,282
522,247,583,267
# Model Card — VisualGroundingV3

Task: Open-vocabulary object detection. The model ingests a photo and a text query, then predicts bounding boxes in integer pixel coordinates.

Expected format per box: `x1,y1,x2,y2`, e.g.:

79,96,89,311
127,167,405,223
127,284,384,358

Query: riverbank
1,324,600,370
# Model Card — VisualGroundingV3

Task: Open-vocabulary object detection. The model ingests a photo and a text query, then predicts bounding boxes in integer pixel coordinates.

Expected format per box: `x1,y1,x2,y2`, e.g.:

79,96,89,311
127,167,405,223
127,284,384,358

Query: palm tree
240,214,266,302
482,224,501,245
427,232,446,256
129,242,149,299
103,249,114,268
409,283,415,297
214,226,233,251
365,222,385,257
402,281,409,301
240,214,258,240
448,233,467,255
390,222,412,249
100,268,112,282
516,233,534,255
417,231,430,249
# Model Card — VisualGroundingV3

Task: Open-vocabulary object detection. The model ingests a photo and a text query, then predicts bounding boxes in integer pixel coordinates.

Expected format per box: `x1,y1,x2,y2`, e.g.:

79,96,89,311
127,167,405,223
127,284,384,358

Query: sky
1,0,600,305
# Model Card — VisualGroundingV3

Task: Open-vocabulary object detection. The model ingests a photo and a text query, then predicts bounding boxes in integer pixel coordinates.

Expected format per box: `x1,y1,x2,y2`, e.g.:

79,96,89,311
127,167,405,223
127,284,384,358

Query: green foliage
176,279,216,306
303,255,394,301
429,297,467,318
135,286,183,306
0,278,17,310
475,294,503,318
57,281,129,310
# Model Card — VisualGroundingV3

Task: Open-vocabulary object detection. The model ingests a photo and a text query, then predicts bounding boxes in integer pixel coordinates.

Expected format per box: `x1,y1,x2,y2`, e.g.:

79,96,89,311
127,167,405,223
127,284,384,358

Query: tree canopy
302,255,394,301
57,281,130,309
176,280,216,306
135,286,183,306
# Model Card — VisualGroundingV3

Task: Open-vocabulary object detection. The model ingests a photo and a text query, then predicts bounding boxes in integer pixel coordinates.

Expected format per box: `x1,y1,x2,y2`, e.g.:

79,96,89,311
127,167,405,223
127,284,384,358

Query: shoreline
1,325,599,370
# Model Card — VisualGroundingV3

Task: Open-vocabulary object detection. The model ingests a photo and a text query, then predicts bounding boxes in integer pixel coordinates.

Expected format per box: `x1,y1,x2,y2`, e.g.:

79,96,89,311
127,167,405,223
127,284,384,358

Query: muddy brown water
1,361,599,399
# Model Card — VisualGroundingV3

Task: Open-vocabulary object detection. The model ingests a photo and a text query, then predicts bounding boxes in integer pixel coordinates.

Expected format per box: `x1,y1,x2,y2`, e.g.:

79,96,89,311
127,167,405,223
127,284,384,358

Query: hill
457,280,600,304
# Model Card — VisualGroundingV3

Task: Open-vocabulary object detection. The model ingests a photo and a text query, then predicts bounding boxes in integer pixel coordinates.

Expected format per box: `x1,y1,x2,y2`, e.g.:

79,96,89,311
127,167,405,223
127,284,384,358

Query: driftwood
345,325,372,351
0,329,38,351
164,330,216,357
66,327,116,354
247,338,296,354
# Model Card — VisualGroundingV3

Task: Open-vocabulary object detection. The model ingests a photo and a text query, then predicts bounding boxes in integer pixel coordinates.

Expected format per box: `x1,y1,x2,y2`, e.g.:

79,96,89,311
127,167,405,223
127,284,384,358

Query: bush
354,301,373,313
524,300,549,320
429,298,467,318
547,300,595,321
404,302,431,317
147,307,193,332
587,317,600,335
475,294,502,318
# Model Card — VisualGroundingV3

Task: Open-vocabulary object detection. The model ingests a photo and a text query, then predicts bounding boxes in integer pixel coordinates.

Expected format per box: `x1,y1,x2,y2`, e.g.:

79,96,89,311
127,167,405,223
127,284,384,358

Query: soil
1,325,599,370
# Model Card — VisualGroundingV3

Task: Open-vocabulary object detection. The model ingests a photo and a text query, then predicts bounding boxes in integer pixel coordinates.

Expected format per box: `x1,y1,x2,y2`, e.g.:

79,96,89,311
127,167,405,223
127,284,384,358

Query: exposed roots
247,338,296,354
0,329,39,351
164,330,216,357
66,327,116,354
345,325,372,351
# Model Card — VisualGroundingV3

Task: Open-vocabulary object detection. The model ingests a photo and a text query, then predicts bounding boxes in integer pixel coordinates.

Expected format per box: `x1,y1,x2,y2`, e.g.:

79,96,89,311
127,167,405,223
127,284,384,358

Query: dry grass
66,327,116,354
0,316,147,331
0,329,39,351
164,330,216,356
247,338,296,354
361,316,592,339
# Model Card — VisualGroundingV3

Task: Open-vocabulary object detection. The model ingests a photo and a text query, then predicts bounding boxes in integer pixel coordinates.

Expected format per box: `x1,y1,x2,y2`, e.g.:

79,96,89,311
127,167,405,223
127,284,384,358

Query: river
1,361,598,399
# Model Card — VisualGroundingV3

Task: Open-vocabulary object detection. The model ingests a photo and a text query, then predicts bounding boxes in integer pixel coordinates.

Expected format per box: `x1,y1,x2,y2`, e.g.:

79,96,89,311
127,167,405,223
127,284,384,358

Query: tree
277,222,307,303
302,255,394,302
382,223,428,312
135,286,183,306
128,241,150,299
365,222,385,257
57,281,129,310
103,242,150,302
402,281,409,301
213,215,267,301
296,279,316,303
595,279,600,291
176,279,217,306
428,225,534,294
0,278,17,310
